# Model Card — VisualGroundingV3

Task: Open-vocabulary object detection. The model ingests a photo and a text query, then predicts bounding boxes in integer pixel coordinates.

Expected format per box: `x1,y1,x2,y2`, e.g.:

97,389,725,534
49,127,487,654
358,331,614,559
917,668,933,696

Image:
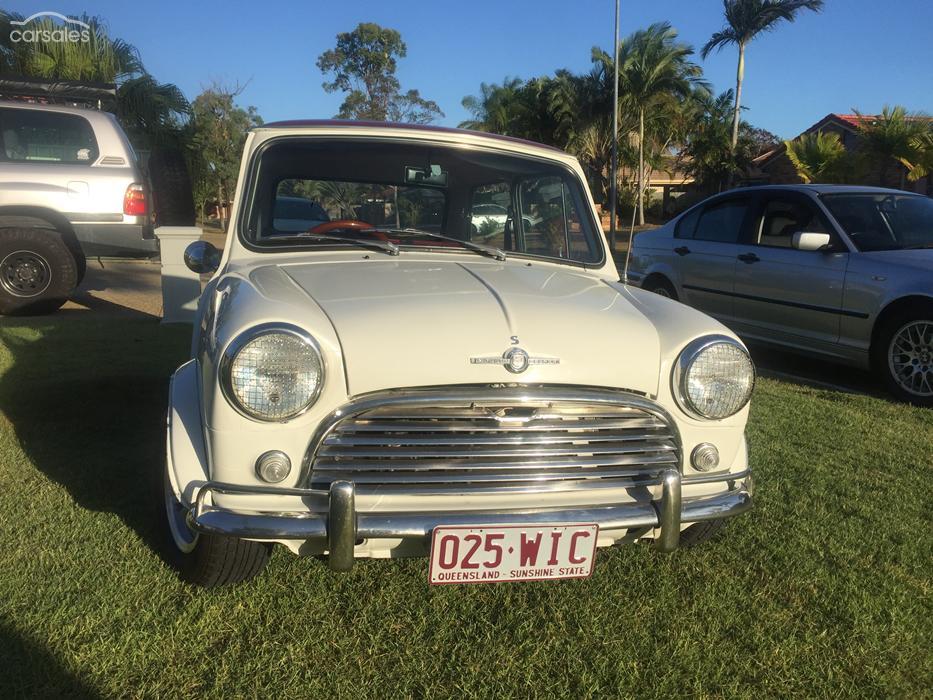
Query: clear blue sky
10,0,933,138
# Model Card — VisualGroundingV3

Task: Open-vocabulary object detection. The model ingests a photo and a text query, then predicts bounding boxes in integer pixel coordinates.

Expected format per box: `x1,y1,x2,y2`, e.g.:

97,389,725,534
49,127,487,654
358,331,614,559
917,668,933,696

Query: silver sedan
628,185,933,406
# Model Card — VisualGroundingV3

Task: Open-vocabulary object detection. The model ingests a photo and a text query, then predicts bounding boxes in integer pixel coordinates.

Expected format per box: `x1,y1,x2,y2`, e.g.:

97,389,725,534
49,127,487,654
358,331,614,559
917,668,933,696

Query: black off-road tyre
61,233,87,285
149,147,197,226
0,227,79,315
872,302,933,407
679,519,726,547
643,276,678,300
161,468,271,588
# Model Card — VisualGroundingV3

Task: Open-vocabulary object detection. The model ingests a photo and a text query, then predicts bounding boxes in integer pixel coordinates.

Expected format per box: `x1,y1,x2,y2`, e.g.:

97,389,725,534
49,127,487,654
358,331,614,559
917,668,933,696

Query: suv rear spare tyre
149,147,196,226
0,227,79,315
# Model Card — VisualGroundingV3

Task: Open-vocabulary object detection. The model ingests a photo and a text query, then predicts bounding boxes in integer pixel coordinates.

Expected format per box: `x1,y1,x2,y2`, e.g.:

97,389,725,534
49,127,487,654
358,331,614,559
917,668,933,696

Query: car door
674,194,753,323
731,191,849,345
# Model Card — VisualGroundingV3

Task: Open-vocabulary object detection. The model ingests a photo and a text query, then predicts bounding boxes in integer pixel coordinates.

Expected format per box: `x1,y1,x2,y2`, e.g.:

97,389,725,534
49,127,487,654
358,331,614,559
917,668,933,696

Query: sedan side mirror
184,240,221,274
792,231,831,252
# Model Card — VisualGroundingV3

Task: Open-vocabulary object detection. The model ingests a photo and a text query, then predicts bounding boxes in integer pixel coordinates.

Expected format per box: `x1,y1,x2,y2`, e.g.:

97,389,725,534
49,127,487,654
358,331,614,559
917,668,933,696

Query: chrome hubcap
164,469,198,553
0,250,52,298
888,320,933,397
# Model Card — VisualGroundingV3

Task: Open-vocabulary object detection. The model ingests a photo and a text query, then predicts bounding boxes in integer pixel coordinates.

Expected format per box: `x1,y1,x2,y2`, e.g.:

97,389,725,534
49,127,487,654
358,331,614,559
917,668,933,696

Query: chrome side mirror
184,240,221,274
792,231,831,252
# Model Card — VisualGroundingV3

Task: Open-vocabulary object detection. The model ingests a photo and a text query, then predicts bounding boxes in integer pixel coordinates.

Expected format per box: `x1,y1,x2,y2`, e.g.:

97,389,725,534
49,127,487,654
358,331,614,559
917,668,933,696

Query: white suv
0,101,158,314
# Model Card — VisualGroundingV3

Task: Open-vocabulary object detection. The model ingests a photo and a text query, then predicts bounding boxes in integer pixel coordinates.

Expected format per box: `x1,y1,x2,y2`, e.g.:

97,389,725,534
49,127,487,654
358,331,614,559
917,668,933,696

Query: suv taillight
123,183,147,216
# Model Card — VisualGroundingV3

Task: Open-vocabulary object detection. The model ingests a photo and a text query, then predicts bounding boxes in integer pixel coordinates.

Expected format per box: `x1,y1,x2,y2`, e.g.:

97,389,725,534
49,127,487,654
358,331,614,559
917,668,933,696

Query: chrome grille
306,388,681,493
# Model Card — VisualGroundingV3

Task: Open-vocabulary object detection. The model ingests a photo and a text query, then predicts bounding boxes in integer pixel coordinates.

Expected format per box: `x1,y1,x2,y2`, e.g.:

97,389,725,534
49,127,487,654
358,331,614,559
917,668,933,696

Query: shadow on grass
0,621,100,699
0,315,190,566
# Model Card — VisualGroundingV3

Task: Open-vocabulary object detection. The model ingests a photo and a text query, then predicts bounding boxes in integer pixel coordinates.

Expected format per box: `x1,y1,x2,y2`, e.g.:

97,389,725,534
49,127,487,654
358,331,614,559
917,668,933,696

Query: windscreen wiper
276,232,400,256
376,228,507,261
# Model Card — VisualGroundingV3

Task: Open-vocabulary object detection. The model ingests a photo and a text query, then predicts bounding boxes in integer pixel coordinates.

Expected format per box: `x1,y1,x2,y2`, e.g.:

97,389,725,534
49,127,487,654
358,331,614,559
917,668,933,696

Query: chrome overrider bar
188,469,753,572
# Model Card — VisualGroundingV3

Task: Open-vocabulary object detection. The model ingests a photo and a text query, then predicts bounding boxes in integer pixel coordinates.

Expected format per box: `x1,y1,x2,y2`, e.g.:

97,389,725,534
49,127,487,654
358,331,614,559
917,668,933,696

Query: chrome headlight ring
219,323,325,422
672,334,755,420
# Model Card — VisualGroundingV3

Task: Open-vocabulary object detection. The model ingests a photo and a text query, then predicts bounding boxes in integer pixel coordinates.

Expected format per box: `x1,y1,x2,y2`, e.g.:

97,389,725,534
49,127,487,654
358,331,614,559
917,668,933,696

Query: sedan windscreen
243,139,603,264
822,193,933,251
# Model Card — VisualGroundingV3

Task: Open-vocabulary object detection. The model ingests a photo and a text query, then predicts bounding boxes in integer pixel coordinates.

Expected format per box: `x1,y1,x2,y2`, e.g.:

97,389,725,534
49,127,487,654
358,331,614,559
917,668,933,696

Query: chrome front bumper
188,469,753,571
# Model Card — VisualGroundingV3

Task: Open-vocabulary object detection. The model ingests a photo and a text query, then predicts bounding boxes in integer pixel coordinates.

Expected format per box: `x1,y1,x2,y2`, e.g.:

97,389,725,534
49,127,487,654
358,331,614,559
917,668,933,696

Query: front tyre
874,304,933,407
0,228,78,315
643,276,677,300
162,462,271,588
679,519,726,546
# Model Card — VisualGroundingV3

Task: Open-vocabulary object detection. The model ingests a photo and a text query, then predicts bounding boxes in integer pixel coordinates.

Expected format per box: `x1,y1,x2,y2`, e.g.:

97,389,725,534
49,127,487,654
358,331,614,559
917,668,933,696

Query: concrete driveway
60,228,226,318
62,258,163,318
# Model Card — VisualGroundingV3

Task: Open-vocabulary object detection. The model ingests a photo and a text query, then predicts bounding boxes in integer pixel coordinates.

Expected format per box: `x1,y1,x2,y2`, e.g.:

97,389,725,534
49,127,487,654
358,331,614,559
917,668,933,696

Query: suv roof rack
0,75,116,109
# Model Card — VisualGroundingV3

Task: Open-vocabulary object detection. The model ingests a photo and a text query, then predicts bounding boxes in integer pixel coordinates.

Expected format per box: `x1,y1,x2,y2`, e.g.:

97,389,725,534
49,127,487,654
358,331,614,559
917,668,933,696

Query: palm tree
906,130,933,184
702,0,824,152
597,22,705,225
0,11,188,145
785,131,847,183
569,117,615,204
116,75,190,147
682,89,757,192
855,106,931,188
1,12,143,81
459,78,528,135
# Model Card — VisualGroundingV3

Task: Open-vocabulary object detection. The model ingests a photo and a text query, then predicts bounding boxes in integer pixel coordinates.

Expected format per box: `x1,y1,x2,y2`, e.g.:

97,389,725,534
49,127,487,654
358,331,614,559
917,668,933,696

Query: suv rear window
0,108,99,165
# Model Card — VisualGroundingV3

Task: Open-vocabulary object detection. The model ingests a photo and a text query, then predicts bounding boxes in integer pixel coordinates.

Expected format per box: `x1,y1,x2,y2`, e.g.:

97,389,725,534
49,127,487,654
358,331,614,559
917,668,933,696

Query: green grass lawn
1,318,931,698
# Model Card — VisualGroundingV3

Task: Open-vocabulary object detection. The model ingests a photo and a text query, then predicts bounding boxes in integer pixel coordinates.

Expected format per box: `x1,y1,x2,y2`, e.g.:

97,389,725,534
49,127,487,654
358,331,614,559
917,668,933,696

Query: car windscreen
822,193,933,251
242,138,603,265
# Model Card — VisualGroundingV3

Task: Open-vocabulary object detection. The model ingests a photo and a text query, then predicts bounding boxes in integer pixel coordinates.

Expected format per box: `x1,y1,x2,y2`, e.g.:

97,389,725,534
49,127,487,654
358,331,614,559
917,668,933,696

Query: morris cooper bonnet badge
470,346,560,374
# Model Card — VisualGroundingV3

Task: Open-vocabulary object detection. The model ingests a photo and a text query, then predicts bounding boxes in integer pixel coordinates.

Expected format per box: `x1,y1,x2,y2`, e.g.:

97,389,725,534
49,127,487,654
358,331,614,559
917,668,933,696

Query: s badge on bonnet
470,347,560,374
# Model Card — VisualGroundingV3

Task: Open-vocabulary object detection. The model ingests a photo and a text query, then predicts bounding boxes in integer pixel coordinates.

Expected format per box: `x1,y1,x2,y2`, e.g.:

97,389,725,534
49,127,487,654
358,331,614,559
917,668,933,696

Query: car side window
0,108,99,165
674,206,702,239
518,176,599,263
755,197,828,249
470,182,511,245
692,199,748,244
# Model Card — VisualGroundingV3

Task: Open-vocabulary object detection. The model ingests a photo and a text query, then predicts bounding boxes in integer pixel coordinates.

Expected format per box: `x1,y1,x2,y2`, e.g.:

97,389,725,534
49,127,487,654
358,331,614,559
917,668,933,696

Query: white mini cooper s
164,121,756,587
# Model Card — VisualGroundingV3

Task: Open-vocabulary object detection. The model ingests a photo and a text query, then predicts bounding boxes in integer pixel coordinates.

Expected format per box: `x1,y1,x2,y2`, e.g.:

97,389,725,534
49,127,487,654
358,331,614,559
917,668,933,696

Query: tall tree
459,77,528,135
597,22,705,225
569,117,618,205
0,12,141,81
565,58,631,209
0,11,188,146
701,0,824,151
461,70,598,148
460,67,624,205
682,89,757,192
748,126,782,156
316,23,442,123
189,84,263,228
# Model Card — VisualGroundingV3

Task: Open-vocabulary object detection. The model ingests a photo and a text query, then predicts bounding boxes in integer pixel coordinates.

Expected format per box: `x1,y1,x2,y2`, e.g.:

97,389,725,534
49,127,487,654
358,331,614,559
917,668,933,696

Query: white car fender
166,359,210,506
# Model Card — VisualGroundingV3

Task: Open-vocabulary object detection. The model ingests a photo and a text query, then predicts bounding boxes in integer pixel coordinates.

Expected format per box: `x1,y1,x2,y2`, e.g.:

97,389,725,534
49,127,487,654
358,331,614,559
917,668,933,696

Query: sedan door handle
737,252,760,264
674,246,691,256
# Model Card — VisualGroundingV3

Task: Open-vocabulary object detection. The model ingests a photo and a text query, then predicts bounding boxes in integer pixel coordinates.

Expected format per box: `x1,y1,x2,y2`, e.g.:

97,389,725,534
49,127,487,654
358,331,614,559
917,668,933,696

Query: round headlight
673,335,755,420
220,324,324,421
